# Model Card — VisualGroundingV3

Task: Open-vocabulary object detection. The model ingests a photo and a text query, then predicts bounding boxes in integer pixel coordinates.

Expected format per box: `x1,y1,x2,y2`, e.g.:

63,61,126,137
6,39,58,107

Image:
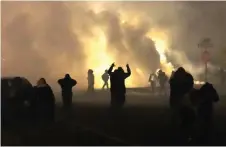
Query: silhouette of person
58,74,77,108
108,63,131,109
169,67,194,140
87,69,95,92
102,70,109,90
197,82,219,144
149,73,157,93
158,70,168,95
34,78,55,123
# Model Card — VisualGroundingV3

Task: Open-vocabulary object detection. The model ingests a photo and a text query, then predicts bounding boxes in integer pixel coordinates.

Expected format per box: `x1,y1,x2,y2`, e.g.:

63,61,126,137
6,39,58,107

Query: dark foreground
2,88,226,146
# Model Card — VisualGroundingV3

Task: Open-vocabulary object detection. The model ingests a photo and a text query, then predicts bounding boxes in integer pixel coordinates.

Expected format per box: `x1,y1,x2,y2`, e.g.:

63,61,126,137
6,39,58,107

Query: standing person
169,67,195,142
34,78,55,123
87,69,95,92
197,82,219,144
102,70,109,90
58,74,77,108
158,70,168,95
108,63,131,109
149,73,157,93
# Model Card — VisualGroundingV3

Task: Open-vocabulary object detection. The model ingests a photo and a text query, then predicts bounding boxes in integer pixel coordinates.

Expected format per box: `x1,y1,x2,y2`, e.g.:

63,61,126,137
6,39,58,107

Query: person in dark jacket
58,74,77,108
197,82,219,144
108,63,131,109
158,70,168,95
87,69,95,93
34,78,55,123
169,67,195,141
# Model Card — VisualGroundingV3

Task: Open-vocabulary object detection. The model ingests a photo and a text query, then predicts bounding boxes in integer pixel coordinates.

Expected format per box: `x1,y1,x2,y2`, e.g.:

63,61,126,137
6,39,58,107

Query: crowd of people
3,62,222,144
169,67,219,144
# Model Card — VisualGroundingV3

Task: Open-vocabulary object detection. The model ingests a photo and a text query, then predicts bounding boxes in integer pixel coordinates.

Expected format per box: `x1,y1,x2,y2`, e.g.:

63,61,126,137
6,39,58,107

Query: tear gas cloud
2,1,226,90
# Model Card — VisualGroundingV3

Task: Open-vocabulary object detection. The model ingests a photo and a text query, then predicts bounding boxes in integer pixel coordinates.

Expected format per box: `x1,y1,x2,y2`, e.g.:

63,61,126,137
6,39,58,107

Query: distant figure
197,82,219,143
102,70,109,90
34,78,55,123
158,70,168,95
87,69,95,92
149,73,157,93
58,74,77,108
108,63,131,109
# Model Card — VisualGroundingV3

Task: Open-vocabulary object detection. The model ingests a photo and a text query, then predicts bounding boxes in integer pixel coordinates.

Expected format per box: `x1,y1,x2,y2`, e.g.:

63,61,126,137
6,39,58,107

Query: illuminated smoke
2,2,226,90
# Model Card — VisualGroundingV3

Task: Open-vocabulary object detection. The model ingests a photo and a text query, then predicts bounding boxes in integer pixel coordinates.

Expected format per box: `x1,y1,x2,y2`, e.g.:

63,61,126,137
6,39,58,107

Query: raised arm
124,64,131,79
108,63,115,76
58,79,63,85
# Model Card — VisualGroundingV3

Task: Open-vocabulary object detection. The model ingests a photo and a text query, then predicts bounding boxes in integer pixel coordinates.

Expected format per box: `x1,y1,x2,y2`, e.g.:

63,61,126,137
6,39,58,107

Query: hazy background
1,1,226,91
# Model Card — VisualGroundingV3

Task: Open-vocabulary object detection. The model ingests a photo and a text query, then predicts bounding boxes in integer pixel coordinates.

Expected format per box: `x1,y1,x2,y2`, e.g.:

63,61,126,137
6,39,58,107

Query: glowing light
194,80,205,85
82,27,114,88
146,29,175,76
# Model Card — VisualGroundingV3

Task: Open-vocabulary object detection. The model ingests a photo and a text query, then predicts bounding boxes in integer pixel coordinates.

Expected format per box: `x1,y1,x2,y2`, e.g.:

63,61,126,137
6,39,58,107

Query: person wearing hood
108,63,131,109
197,82,219,144
58,74,77,108
34,78,55,123
87,69,95,93
169,67,195,141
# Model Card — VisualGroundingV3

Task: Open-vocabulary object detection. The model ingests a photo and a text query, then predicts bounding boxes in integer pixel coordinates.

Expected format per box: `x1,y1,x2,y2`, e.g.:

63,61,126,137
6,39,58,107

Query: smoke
2,1,226,90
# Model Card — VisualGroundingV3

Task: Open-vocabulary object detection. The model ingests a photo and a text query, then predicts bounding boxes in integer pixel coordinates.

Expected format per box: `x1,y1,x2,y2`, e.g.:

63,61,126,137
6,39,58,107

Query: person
158,70,168,95
102,70,109,90
87,69,95,92
58,74,77,108
34,78,55,123
108,63,131,109
169,67,195,141
197,82,219,144
148,73,157,93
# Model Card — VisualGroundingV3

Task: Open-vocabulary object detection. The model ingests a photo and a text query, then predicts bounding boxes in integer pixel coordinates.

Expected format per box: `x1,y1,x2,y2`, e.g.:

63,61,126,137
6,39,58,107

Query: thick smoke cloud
2,1,226,90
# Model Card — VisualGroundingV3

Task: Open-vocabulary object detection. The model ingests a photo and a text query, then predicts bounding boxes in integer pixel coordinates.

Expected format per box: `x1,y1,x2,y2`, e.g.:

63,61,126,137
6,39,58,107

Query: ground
2,87,226,145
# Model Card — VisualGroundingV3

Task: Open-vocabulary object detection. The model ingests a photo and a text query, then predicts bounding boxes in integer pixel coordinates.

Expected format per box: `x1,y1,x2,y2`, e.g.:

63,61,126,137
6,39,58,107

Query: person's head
105,70,108,73
37,78,47,86
88,69,93,74
65,74,71,79
176,67,186,73
117,67,124,73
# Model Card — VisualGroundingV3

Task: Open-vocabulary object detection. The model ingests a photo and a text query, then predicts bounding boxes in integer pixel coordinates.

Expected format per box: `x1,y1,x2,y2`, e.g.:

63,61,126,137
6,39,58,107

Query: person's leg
107,82,109,89
102,82,106,89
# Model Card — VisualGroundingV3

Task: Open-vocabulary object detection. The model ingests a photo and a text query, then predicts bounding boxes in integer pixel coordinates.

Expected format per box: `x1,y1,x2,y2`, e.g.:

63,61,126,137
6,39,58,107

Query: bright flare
146,29,175,76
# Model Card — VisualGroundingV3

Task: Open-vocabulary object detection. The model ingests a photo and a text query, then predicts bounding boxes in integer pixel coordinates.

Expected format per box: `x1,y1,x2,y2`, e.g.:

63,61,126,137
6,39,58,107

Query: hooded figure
34,78,55,122
108,63,131,109
102,70,109,90
58,74,77,108
169,67,195,141
87,69,95,92
197,82,219,143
